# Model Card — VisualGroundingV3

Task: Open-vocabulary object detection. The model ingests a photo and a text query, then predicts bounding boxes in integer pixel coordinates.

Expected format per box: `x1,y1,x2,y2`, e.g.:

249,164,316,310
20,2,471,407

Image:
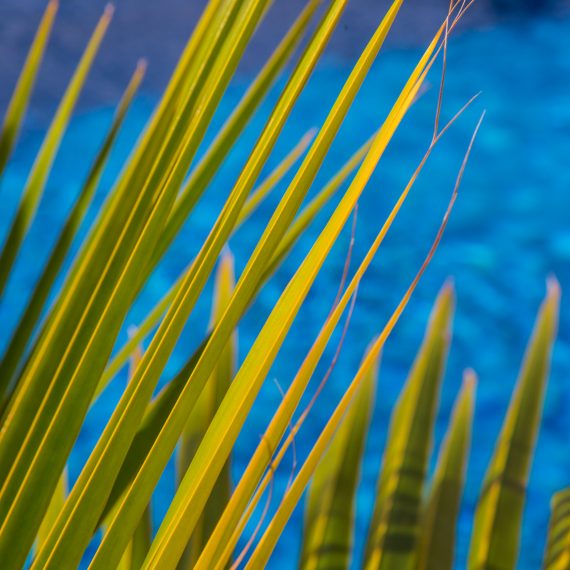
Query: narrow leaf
117,507,152,570
196,128,410,570
363,282,454,570
98,126,314,393
238,128,316,225
153,1,318,264
300,352,377,570
0,60,145,399
143,3,436,568
416,369,476,570
117,344,152,570
35,469,68,554
84,2,358,567
0,6,113,296
243,185,455,570
468,278,560,570
98,132,371,528
0,0,58,175
543,488,570,570
28,2,278,569
177,249,236,569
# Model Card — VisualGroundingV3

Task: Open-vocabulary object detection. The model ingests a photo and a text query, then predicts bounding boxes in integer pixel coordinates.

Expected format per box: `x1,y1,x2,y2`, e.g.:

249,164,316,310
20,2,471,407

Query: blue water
1,13,570,570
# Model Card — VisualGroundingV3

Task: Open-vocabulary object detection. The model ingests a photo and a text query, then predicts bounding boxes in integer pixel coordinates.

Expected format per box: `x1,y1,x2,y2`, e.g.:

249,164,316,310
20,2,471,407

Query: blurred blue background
1,1,569,568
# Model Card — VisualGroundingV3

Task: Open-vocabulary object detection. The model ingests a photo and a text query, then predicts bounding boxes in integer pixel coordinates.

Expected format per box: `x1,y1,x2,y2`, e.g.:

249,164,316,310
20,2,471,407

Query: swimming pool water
1,13,569,569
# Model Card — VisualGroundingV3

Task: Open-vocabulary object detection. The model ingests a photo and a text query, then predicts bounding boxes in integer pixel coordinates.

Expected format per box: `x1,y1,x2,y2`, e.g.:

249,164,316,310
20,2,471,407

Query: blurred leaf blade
0,60,145,400
543,488,570,570
416,369,476,570
117,506,152,570
117,345,152,570
35,468,68,555
0,6,113,296
300,353,377,570
363,283,454,570
0,0,58,176
468,279,560,570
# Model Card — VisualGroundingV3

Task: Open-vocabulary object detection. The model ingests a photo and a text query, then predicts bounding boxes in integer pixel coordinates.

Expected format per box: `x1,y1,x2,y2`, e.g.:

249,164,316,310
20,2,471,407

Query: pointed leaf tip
416,367,475,570
546,275,561,306
430,280,455,336
463,368,477,390
136,58,148,75
468,279,559,570
103,4,115,19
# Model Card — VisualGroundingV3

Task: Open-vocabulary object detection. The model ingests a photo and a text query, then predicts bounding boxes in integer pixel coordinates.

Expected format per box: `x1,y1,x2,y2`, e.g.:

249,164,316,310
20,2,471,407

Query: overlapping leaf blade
117,345,152,570
300,352,377,570
141,4,440,568
2,0,263,558
153,2,318,264
543,488,570,569
416,369,476,570
35,469,68,555
97,130,370,528
0,6,113,296
85,2,363,567
24,1,277,568
242,182,456,570
0,1,491,569
362,283,453,570
0,60,145,399
195,97,444,570
98,126,315,393
117,508,152,570
0,0,58,176
177,249,236,569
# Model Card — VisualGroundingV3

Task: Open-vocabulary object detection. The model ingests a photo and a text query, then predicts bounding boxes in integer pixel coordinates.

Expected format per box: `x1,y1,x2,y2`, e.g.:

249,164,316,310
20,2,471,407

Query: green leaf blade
0,60,145,400
0,0,58,176
543,488,570,570
363,282,454,570
0,5,113,296
300,353,377,570
416,369,475,570
468,278,560,570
